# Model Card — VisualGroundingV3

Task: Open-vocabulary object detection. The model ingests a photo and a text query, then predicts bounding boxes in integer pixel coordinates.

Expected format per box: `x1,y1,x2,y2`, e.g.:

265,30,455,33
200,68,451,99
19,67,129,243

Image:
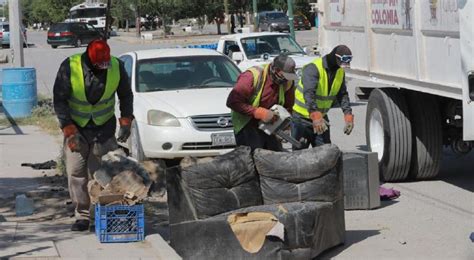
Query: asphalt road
1,28,473,259
1,28,319,96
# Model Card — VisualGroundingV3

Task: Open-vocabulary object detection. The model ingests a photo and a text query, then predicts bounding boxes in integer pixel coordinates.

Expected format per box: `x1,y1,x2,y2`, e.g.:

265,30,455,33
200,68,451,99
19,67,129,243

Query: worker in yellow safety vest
292,45,354,149
53,39,134,231
227,54,297,151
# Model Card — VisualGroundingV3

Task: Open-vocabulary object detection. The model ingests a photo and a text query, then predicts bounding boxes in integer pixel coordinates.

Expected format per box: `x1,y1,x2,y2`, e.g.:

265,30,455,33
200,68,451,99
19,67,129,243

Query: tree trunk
216,20,222,35
126,19,129,32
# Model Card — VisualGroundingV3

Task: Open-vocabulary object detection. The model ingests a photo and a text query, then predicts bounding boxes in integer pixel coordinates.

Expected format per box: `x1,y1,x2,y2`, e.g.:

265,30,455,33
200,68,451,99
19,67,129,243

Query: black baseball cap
272,54,298,81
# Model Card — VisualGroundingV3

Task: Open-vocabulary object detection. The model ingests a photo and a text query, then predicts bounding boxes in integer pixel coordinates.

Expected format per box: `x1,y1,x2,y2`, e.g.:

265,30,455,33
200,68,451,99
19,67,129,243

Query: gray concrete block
342,151,381,210
0,50,9,63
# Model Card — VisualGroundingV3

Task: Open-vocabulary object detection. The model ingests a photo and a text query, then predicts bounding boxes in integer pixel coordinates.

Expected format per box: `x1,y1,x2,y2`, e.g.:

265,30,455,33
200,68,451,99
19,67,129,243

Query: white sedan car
118,48,241,161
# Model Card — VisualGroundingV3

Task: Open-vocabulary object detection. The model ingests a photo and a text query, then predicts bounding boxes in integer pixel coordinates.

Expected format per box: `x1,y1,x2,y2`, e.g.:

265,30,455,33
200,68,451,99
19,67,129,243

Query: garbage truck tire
366,88,412,182
407,92,442,179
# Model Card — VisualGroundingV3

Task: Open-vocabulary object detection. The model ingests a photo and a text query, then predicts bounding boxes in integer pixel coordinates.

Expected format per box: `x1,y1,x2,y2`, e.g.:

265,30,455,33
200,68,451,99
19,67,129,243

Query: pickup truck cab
216,32,316,74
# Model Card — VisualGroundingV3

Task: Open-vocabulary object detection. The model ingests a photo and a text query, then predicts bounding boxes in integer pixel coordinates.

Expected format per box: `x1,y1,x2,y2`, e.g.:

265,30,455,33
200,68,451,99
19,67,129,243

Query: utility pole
252,0,257,32
287,0,295,39
9,0,24,67
135,0,140,38
104,0,112,40
224,0,230,34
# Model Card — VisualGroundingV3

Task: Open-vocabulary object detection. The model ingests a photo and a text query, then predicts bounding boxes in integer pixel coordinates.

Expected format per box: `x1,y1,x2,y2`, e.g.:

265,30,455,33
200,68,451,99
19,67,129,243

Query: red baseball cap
87,39,111,69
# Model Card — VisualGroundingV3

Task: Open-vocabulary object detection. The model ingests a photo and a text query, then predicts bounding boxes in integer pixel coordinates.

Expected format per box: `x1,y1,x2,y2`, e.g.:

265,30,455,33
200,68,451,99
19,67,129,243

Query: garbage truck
317,0,473,181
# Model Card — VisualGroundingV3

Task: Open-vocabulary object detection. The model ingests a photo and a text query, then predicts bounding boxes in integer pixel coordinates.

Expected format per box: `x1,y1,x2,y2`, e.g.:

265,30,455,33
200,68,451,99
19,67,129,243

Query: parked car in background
217,32,315,72
258,11,290,32
47,22,102,49
0,22,28,48
118,48,241,161
293,15,311,30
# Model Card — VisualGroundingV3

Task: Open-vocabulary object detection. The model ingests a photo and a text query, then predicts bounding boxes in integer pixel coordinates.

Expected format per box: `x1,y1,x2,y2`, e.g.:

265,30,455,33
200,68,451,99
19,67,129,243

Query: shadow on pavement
0,101,24,135
438,149,474,192
144,198,170,241
0,175,72,224
317,229,381,259
1,246,53,259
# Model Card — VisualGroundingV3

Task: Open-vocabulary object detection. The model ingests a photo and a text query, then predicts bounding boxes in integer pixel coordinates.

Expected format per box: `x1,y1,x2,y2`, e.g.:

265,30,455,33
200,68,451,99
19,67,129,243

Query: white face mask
339,63,351,69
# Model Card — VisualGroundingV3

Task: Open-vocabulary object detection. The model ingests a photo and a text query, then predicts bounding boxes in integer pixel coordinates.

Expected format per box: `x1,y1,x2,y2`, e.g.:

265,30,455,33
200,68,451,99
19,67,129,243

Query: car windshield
267,12,286,20
136,55,240,92
50,23,70,32
2,24,9,32
241,35,305,59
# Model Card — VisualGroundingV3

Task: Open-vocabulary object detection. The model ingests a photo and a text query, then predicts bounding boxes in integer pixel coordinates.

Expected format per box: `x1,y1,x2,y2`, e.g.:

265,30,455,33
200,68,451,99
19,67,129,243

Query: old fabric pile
88,150,153,205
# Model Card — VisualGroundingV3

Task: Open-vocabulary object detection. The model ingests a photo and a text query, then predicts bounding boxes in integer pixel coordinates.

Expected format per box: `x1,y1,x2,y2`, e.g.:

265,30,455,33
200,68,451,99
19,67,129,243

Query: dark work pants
291,117,331,150
235,124,283,152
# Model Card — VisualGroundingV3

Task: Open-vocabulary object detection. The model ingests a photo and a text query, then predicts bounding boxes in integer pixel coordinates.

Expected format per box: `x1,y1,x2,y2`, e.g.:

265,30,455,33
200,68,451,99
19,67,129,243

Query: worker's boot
71,219,90,232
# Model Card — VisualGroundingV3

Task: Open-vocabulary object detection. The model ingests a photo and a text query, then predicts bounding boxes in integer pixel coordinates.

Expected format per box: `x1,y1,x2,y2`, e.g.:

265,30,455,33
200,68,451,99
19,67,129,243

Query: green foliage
0,96,60,135
18,0,83,25
17,0,311,29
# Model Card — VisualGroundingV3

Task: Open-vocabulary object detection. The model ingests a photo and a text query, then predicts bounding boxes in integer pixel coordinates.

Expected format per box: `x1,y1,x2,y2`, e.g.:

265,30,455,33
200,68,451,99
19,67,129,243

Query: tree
204,1,225,35
112,0,135,30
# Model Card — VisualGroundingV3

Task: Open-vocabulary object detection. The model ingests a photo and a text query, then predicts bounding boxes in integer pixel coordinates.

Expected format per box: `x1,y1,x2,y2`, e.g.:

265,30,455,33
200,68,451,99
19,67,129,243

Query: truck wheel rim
369,108,384,161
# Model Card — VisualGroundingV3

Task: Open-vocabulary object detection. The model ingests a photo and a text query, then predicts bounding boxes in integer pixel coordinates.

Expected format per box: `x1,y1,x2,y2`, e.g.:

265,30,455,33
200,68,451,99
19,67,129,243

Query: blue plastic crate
95,204,145,243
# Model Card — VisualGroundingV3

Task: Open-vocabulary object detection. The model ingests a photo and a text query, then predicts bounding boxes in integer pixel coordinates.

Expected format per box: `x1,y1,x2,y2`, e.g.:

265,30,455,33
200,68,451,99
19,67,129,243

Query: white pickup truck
216,32,316,73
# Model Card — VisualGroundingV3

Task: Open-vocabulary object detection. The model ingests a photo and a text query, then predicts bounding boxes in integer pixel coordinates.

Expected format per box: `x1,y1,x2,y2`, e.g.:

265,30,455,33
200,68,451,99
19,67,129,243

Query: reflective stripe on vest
293,58,344,118
68,54,120,127
231,64,292,134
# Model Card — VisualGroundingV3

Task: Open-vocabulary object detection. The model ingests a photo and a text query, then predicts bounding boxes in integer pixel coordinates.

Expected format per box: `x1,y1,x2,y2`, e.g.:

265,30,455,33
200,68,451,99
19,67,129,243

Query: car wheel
128,120,147,162
74,38,82,48
51,45,58,49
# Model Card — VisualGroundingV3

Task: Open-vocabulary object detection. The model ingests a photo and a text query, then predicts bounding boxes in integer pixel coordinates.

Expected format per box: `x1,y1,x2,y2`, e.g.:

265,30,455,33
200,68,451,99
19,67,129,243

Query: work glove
63,124,84,153
117,117,132,143
343,113,354,135
254,107,278,123
310,111,328,135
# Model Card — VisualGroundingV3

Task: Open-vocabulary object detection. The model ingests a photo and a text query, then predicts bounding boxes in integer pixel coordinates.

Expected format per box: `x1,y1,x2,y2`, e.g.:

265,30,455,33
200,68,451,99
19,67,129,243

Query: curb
146,234,182,260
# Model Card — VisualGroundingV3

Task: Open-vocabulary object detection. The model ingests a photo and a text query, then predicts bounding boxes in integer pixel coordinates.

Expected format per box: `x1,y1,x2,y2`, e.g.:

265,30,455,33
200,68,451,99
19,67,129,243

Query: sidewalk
0,124,180,259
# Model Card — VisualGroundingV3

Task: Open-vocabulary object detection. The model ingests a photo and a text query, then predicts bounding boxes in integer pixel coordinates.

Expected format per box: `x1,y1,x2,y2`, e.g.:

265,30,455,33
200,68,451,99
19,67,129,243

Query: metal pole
287,0,295,39
104,0,112,40
224,0,230,34
9,0,24,67
135,0,140,38
252,0,257,32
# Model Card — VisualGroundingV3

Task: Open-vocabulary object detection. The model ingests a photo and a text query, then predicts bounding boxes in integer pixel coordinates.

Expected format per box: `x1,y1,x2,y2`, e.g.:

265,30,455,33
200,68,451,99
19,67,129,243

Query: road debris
88,150,153,205
21,160,57,170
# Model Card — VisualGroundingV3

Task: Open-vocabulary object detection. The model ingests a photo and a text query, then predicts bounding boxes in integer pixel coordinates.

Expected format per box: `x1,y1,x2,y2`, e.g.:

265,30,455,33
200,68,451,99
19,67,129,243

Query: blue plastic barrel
1,68,37,118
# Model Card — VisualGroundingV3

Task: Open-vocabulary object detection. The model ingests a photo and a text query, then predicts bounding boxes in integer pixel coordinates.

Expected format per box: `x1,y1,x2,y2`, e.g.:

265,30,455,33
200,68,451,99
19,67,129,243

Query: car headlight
271,23,278,27
147,110,181,127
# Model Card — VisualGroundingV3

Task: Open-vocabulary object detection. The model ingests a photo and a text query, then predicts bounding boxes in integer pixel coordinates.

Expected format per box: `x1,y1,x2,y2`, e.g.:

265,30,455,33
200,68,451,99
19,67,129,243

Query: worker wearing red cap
53,39,134,231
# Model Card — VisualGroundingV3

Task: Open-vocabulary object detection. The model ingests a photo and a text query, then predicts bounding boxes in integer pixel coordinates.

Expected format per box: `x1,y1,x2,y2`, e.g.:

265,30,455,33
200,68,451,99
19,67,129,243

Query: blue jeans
291,117,331,150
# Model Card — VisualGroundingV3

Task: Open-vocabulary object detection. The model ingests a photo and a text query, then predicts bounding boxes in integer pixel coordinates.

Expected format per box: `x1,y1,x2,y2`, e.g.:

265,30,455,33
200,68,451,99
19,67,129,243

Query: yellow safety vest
231,64,292,134
68,53,120,127
293,58,344,118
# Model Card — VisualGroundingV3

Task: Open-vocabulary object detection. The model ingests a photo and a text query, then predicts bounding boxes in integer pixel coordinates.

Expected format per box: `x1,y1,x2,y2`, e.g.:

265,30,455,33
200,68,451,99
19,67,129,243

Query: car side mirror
303,47,310,55
232,51,244,63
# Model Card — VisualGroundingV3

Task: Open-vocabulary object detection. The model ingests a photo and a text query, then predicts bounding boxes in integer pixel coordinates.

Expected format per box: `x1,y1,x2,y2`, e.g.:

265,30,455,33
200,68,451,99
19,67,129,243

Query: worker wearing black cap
227,54,297,151
292,45,354,149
